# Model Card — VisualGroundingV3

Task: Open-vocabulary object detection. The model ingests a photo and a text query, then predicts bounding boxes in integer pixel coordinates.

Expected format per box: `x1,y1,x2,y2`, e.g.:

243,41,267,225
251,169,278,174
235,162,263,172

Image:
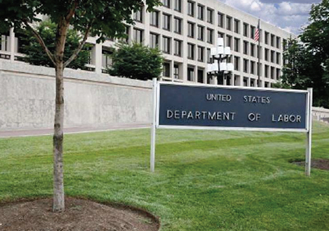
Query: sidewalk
0,123,151,138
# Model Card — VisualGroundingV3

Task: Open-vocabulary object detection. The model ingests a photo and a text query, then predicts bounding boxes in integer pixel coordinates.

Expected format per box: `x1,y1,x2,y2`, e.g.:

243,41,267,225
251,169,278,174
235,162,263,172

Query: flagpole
257,19,261,87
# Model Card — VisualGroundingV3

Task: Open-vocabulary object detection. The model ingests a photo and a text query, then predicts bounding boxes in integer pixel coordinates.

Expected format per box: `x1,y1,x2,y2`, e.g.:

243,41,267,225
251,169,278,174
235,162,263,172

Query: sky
218,0,322,34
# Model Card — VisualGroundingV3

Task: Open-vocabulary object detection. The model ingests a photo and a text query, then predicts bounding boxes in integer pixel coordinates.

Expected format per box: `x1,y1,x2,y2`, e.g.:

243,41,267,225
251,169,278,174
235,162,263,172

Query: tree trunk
53,64,65,212
53,18,68,212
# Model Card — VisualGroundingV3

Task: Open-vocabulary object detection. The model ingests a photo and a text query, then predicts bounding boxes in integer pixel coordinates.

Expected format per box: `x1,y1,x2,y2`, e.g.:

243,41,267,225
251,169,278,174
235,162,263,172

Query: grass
0,121,329,230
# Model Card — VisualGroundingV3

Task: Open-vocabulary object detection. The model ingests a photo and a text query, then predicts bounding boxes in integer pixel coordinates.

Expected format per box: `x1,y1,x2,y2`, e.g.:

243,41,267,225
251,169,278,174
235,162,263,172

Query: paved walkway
0,123,151,138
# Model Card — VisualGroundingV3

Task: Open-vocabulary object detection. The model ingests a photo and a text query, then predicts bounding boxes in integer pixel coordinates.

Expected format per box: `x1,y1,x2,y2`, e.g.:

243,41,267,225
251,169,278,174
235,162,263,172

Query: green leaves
108,42,163,81
19,20,90,69
281,0,329,108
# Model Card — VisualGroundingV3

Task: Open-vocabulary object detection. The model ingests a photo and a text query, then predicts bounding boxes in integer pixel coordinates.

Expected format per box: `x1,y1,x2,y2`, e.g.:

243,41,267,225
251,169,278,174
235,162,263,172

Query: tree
281,0,329,107
108,42,163,80
20,20,90,69
0,0,160,212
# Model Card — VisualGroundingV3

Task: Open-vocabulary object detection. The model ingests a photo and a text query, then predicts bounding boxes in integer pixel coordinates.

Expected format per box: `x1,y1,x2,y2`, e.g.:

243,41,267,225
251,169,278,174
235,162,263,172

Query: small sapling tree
108,42,163,80
0,0,160,212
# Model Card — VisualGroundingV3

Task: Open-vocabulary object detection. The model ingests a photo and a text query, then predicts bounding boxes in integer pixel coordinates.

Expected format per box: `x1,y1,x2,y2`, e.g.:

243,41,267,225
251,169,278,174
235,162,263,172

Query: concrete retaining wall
0,60,152,131
313,107,329,124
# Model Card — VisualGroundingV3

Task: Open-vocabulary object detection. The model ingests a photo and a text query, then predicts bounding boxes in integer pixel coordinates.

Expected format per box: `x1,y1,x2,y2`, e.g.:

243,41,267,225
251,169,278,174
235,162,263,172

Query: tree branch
64,22,93,68
66,0,79,22
23,21,56,66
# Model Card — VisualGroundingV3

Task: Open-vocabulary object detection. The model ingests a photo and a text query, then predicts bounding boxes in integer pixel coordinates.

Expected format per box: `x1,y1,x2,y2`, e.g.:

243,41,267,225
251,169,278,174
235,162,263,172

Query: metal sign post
150,78,157,172
150,80,313,176
305,88,313,176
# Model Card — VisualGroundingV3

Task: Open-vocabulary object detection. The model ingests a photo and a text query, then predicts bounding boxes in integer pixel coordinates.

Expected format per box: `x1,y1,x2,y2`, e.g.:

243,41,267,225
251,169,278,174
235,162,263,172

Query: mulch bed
0,197,160,231
291,158,329,170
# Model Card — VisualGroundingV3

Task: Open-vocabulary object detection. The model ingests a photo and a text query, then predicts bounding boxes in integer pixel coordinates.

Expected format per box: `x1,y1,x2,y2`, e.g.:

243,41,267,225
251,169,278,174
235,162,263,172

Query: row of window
163,61,280,85
235,58,281,79
134,1,285,49
161,0,215,23
146,29,282,65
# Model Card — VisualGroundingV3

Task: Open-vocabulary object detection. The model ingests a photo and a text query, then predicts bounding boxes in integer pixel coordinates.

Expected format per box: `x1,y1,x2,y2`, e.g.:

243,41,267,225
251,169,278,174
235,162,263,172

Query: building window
218,12,224,27
163,36,171,54
271,66,275,79
250,79,255,87
188,22,195,38
234,56,240,71
265,65,269,78
163,14,171,31
243,59,249,73
207,48,212,63
188,43,195,60
207,8,213,23
150,33,159,48
174,17,182,34
226,35,232,47
283,39,288,51
174,39,182,56
234,38,240,52
187,66,195,81
276,52,281,65
102,48,113,69
174,64,180,79
226,16,232,30
234,19,240,33
197,4,204,20
271,34,275,47
271,50,275,63
265,32,269,44
250,61,255,74
250,43,255,57
197,25,204,41
163,62,170,77
198,69,204,83
265,48,269,61
0,31,10,52
174,0,181,12
133,7,143,22
243,23,248,37
276,68,281,80
250,26,255,39
133,28,143,43
243,41,248,55
163,0,170,8
276,37,281,49
197,46,204,62
150,11,159,27
188,1,195,17
207,28,213,44
218,32,224,38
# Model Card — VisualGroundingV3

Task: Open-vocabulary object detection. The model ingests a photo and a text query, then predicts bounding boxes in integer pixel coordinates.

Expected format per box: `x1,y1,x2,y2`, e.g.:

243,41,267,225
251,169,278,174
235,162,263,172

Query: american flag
254,20,260,42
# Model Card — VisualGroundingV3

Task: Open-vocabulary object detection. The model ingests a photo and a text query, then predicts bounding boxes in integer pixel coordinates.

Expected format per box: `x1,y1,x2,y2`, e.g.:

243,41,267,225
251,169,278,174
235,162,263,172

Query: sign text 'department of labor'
157,83,308,131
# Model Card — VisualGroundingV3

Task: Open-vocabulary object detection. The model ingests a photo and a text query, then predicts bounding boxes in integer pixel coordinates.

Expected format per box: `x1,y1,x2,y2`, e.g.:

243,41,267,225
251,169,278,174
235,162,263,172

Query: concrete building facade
0,0,293,87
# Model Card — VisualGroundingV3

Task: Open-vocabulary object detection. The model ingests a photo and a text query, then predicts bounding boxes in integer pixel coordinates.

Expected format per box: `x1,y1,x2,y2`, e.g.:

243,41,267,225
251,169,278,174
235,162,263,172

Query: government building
0,0,293,88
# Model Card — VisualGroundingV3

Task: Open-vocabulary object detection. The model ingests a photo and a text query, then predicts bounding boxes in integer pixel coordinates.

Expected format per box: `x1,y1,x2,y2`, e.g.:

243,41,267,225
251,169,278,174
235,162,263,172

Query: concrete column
203,69,207,84
223,76,227,85
94,43,102,74
143,6,150,46
9,28,15,61
171,60,174,81
212,74,218,85
238,75,243,86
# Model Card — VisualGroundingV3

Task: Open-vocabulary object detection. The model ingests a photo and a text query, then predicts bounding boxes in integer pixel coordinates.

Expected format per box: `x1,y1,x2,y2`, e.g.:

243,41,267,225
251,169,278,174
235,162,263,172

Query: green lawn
1,122,329,230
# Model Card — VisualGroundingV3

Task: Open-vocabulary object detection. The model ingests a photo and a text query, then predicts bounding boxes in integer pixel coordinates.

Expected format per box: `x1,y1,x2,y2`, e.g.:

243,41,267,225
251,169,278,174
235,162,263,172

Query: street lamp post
207,38,233,85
